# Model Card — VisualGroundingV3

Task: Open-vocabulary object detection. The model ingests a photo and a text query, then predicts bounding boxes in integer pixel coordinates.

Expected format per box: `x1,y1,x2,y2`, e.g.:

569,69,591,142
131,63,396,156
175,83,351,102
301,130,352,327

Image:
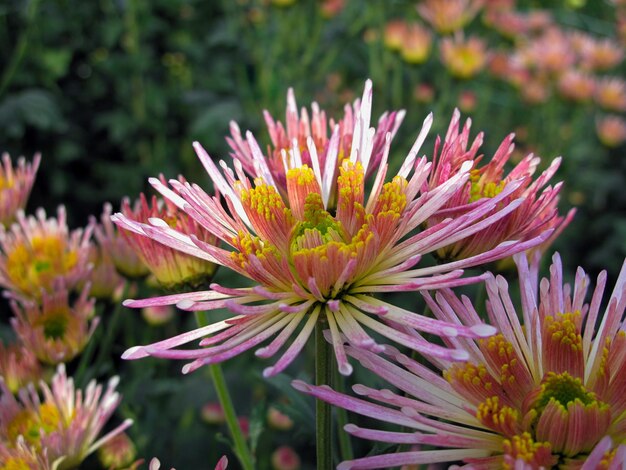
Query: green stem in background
0,0,40,98
335,367,354,462
75,283,129,387
195,312,254,470
315,318,333,470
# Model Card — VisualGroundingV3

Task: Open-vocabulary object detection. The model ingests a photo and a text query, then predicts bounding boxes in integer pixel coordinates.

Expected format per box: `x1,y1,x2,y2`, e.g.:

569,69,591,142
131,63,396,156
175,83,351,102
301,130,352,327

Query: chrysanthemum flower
383,20,409,51
594,76,626,112
0,341,42,394
113,178,218,290
417,0,483,34
0,435,51,470
557,70,596,103
596,114,626,148
117,83,552,377
0,153,41,227
294,253,626,469
400,23,432,65
0,364,132,470
82,244,126,300
97,432,136,469
440,36,488,80
93,203,150,280
226,81,404,209
10,282,97,364
426,109,574,261
0,207,93,300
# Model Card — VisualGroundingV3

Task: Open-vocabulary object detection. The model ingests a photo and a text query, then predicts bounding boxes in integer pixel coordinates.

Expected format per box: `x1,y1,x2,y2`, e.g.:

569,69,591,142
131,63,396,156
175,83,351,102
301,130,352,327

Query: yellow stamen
502,432,555,468
469,169,506,203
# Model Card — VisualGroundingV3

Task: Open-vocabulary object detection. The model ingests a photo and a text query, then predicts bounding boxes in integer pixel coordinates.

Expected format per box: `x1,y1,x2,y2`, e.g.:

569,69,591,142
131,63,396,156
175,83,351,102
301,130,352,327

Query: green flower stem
195,312,254,470
315,318,333,470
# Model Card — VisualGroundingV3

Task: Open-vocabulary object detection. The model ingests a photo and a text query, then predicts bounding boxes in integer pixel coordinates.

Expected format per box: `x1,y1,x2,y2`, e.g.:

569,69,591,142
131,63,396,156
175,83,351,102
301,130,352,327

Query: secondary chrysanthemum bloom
594,76,626,112
400,23,432,65
0,341,42,394
294,253,626,469
0,153,41,227
226,81,404,209
426,109,574,261
10,282,97,364
557,70,596,103
0,364,132,470
114,180,218,290
440,36,488,80
93,203,150,280
596,114,626,148
82,244,125,300
0,435,51,469
417,0,483,34
0,207,93,300
117,89,552,377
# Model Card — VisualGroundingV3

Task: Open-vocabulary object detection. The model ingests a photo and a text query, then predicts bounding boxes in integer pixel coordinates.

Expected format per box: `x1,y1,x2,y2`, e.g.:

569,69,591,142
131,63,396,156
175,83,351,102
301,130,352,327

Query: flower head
294,253,626,469
93,203,150,280
113,178,218,290
594,77,626,112
596,114,626,148
0,153,40,227
417,0,483,34
9,282,97,364
0,207,92,300
0,364,132,470
83,244,126,300
226,81,405,210
118,83,552,378
557,70,596,103
440,36,488,80
400,23,432,65
0,435,51,470
0,342,42,394
97,432,137,469
426,109,574,261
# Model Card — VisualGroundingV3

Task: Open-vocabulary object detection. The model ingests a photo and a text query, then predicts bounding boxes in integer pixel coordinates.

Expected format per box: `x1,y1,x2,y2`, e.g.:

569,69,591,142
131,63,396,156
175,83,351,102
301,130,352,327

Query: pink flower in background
0,364,132,470
0,341,42,394
399,23,432,64
596,114,626,148
417,0,483,34
113,177,218,290
426,109,574,261
117,82,552,378
594,76,626,112
294,253,626,469
0,153,40,227
0,207,93,300
94,203,150,280
0,435,51,469
440,36,488,80
10,282,97,364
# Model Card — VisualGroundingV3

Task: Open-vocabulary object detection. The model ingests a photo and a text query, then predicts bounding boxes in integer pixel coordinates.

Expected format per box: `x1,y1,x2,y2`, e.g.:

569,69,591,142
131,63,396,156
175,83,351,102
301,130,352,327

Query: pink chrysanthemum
417,0,484,34
116,83,552,378
440,36,488,80
0,153,41,227
10,282,97,365
0,207,93,300
0,364,132,470
0,341,42,394
0,435,51,469
114,177,218,290
93,203,150,280
226,81,404,209
426,109,574,261
294,253,626,469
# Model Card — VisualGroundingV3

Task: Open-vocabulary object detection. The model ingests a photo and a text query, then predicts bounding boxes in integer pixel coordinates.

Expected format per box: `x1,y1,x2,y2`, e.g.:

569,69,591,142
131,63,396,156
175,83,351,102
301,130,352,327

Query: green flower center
534,372,596,412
